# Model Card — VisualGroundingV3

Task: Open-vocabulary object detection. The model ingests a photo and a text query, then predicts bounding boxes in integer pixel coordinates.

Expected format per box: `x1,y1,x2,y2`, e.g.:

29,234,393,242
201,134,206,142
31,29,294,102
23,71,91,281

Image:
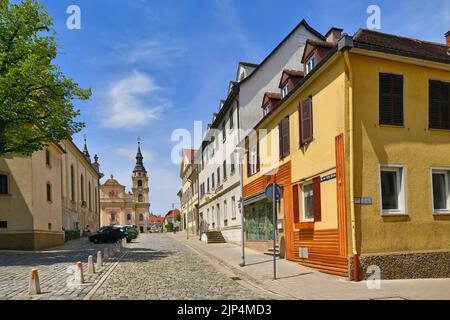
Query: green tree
0,0,91,156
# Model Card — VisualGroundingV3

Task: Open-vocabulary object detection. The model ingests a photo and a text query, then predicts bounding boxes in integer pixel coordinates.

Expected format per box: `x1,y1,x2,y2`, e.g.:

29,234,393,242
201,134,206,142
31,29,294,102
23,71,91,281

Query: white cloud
114,147,154,163
125,39,187,66
101,71,169,129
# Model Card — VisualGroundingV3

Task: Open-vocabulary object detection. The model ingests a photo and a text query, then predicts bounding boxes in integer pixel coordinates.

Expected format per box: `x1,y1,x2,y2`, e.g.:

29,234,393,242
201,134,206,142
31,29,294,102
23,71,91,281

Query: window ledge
428,128,450,133
378,124,405,128
381,211,408,217
433,211,450,216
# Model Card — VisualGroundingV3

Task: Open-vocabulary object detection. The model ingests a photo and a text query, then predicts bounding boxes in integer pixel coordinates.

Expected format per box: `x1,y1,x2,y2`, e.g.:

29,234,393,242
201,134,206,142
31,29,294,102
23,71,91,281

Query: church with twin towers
100,141,150,233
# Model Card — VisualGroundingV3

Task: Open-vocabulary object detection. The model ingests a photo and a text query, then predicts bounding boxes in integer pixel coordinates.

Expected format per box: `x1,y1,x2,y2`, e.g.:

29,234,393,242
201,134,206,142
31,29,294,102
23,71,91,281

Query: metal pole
239,153,246,267
273,183,277,280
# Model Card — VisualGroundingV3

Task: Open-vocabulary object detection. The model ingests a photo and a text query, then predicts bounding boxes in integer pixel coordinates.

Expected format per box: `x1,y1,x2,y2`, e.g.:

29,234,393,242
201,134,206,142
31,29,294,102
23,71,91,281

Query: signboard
265,184,283,202
354,197,373,205
321,173,337,183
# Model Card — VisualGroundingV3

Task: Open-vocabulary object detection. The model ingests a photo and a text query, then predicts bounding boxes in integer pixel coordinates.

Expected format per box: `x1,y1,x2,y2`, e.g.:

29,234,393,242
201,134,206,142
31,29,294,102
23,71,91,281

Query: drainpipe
341,36,359,282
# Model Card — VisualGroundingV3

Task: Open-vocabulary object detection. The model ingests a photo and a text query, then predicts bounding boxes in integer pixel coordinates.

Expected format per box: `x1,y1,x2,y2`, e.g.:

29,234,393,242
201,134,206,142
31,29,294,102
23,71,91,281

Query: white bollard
29,269,41,295
88,255,95,275
103,248,109,260
96,251,103,269
74,261,84,284
122,238,127,248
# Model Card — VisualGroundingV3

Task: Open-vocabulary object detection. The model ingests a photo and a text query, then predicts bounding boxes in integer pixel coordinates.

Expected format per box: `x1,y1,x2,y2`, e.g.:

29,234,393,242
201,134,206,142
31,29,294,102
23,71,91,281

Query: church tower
132,139,150,233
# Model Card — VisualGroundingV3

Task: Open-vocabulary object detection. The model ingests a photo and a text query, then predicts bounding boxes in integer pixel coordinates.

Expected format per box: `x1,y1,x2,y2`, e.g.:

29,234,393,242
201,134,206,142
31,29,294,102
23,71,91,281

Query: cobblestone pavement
0,239,121,300
91,234,266,300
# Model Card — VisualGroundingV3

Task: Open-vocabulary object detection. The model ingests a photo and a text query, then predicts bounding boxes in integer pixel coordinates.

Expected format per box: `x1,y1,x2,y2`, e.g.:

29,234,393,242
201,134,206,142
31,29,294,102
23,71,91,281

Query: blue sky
37,0,450,215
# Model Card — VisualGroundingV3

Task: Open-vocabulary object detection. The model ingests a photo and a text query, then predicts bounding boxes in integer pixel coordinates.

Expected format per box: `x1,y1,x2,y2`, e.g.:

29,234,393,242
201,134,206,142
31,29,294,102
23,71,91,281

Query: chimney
326,27,344,44
446,31,450,46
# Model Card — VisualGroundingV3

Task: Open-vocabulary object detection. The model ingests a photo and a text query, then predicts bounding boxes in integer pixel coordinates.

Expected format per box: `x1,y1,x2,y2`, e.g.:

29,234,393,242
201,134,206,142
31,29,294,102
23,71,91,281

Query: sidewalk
170,232,450,300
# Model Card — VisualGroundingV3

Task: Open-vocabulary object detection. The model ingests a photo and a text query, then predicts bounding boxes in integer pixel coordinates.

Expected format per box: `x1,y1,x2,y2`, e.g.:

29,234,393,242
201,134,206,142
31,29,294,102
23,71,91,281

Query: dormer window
282,84,290,98
306,55,317,74
263,105,270,116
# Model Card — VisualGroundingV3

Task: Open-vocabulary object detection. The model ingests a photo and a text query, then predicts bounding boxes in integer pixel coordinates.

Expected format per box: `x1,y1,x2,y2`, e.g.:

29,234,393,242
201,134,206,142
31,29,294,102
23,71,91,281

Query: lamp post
235,146,246,267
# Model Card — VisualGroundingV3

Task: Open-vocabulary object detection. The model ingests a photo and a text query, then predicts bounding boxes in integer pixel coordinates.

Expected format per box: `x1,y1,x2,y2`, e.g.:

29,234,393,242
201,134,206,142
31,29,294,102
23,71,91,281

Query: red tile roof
165,209,180,219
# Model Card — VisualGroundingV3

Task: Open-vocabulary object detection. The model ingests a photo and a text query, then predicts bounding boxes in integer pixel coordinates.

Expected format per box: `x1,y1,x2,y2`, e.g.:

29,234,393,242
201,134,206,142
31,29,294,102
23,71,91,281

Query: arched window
88,181,92,210
80,174,85,202
70,166,75,201
127,214,132,221
46,183,52,202
138,180,143,187
0,174,8,195
138,194,144,202
139,214,144,222
111,212,116,223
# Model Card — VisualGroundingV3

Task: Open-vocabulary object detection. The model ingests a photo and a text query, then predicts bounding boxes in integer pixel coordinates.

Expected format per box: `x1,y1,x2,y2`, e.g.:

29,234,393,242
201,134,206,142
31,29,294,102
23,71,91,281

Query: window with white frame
263,105,270,117
249,144,258,175
282,84,290,98
380,165,406,214
431,169,450,213
306,55,317,74
231,197,237,219
302,183,314,222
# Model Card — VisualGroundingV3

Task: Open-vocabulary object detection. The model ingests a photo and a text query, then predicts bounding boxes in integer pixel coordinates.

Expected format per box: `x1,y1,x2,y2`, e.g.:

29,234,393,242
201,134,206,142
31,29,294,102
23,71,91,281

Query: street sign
265,183,283,202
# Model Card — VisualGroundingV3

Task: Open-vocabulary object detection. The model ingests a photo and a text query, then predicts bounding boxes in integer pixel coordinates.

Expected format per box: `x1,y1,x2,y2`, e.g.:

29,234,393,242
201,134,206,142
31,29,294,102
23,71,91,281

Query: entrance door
140,226,144,233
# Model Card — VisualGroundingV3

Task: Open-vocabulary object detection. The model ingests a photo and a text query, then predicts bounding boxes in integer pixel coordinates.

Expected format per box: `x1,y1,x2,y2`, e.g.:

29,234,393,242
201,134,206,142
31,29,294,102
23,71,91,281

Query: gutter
340,35,359,282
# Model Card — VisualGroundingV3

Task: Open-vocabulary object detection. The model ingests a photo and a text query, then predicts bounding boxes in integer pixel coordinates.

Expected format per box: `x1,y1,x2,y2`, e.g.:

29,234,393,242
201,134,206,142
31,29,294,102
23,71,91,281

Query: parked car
89,226,131,244
124,225,138,240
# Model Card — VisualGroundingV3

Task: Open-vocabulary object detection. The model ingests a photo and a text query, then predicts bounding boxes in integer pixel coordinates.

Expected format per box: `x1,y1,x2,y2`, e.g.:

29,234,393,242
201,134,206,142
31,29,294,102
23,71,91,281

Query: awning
243,191,267,206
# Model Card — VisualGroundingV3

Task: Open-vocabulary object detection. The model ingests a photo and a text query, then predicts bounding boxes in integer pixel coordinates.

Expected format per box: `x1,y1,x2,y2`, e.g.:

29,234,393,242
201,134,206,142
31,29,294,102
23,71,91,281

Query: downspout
341,36,359,281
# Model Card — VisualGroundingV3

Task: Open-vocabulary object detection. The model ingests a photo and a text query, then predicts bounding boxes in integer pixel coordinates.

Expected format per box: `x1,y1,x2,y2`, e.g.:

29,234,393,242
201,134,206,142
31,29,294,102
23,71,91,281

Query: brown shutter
300,97,313,145
256,136,260,172
313,177,322,222
245,137,251,177
283,117,290,158
379,73,404,126
293,184,300,224
279,122,283,159
429,80,450,130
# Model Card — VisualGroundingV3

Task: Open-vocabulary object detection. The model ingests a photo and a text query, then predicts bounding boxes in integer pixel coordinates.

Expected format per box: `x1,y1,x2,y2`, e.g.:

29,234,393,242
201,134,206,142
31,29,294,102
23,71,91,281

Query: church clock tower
132,139,150,233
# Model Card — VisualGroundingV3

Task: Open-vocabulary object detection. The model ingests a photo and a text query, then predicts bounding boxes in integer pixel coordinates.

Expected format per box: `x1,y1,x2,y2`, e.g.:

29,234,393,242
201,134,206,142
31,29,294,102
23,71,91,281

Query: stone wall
349,250,450,280
0,231,64,251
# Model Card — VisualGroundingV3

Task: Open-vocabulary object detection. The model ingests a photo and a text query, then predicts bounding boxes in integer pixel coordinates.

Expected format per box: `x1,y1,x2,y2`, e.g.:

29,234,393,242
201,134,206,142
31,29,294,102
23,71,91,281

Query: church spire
83,135,91,162
134,138,146,173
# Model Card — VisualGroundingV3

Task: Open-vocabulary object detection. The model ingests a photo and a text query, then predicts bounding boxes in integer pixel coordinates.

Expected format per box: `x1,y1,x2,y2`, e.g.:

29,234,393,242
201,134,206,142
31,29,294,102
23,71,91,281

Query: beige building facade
0,139,102,250
178,149,199,235
100,142,150,233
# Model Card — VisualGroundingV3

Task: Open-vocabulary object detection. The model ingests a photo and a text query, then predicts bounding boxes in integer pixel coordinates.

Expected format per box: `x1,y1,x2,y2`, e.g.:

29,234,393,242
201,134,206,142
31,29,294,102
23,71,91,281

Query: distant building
0,139,102,250
164,209,180,232
178,149,199,235
149,214,164,233
100,141,150,233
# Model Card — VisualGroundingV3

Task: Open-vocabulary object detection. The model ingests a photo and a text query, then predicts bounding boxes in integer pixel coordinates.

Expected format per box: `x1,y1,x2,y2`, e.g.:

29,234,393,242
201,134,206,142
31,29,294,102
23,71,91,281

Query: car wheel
93,238,99,244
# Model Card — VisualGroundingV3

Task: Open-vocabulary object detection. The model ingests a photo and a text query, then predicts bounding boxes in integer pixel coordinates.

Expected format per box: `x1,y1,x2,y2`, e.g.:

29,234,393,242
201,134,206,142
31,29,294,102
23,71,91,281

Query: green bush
166,222,174,232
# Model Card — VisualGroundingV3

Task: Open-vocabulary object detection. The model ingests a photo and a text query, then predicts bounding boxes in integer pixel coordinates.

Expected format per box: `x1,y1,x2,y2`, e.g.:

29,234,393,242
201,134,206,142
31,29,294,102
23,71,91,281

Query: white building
198,20,325,244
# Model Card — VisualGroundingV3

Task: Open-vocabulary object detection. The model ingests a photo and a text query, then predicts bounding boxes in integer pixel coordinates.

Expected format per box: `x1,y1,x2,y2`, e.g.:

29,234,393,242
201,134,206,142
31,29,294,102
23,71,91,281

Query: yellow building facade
243,29,450,279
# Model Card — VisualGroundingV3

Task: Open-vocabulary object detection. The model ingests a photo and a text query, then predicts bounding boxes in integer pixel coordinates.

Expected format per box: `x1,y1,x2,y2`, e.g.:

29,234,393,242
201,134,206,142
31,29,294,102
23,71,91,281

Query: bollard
88,255,95,275
74,261,84,284
122,238,127,248
96,251,103,269
103,248,109,260
29,269,41,295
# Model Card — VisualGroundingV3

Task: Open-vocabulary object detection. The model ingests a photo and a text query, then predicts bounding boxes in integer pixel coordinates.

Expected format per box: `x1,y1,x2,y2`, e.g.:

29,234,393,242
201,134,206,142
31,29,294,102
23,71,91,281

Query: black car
124,225,139,240
89,226,129,244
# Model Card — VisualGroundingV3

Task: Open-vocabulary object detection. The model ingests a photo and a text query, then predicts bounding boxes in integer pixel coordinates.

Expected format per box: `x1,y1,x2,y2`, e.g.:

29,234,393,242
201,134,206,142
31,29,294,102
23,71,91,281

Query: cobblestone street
90,234,266,300
0,239,121,300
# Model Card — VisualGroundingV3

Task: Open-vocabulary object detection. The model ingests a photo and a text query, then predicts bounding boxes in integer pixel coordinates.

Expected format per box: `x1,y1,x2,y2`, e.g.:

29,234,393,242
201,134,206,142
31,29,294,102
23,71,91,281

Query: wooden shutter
313,177,322,222
300,97,313,145
379,73,404,126
293,184,300,224
245,137,251,177
429,80,450,130
278,123,283,159
256,137,260,172
282,117,290,158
